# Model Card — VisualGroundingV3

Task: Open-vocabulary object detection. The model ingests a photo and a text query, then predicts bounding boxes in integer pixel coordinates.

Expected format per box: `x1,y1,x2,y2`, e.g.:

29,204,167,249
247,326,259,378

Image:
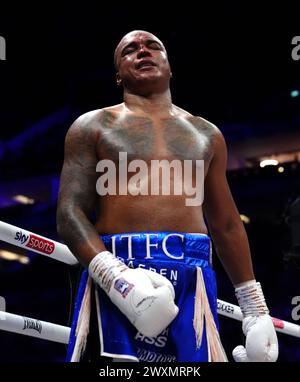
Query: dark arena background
0,2,300,363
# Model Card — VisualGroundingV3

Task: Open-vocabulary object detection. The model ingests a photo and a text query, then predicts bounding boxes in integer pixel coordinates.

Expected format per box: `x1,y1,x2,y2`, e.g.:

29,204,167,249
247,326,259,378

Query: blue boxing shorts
66,232,227,362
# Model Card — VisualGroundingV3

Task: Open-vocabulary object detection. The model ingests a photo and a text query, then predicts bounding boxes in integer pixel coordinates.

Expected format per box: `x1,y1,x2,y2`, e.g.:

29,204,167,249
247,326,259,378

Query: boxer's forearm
210,222,255,285
56,206,106,267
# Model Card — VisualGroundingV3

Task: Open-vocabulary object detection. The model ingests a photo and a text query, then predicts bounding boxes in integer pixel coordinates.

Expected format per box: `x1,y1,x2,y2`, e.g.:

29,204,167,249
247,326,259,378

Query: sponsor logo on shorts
114,278,134,298
136,347,176,362
14,230,55,255
135,328,169,347
23,318,42,333
111,233,185,260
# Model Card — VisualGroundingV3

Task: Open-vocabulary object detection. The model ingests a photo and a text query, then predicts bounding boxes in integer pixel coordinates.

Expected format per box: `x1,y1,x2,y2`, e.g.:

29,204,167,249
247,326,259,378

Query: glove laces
89,251,128,293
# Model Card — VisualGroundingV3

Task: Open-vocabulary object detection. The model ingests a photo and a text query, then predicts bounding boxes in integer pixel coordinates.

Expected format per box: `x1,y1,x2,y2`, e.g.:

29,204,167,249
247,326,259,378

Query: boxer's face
114,31,172,91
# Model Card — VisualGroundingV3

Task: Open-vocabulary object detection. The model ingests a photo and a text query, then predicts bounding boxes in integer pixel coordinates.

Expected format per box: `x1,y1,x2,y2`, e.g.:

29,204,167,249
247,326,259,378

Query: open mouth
136,60,157,70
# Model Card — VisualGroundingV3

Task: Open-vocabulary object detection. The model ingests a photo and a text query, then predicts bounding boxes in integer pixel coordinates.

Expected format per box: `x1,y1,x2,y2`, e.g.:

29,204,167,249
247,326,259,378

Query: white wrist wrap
235,281,269,317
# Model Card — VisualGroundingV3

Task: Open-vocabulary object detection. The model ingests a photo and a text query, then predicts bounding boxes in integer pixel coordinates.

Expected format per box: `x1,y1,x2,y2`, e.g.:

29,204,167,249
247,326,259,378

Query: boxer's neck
123,89,174,116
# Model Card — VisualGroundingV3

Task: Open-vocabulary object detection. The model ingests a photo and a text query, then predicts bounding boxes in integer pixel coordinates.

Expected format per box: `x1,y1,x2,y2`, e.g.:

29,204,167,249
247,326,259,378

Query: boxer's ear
116,73,122,86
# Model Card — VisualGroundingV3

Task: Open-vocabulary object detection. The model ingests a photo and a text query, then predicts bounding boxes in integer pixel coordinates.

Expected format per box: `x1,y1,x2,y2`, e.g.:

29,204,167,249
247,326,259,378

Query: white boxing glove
233,280,278,362
88,251,179,337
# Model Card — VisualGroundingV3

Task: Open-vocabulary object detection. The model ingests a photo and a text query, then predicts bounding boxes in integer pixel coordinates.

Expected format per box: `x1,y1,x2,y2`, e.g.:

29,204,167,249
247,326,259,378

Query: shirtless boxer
57,30,278,362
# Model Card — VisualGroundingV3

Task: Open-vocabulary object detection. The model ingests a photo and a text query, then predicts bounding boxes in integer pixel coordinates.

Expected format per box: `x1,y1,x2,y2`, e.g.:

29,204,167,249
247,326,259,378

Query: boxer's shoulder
74,106,121,127
68,105,123,140
190,116,226,148
190,115,218,134
172,105,219,134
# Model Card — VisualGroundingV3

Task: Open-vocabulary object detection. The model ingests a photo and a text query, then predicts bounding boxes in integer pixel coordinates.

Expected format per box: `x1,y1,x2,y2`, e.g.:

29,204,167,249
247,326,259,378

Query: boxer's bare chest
96,110,215,163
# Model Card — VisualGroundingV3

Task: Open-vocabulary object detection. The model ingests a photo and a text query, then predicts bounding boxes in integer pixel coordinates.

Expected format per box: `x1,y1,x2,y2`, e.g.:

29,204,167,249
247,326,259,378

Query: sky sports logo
14,230,55,255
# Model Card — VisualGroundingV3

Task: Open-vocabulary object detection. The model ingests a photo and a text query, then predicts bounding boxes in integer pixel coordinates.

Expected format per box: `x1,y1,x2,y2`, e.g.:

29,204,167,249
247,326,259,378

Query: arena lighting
0,250,30,264
12,195,35,205
278,166,285,173
240,214,250,224
259,159,279,168
290,90,299,98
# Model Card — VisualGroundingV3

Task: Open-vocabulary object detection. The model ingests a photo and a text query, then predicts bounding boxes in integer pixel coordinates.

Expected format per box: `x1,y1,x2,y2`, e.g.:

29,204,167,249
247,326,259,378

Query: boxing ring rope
0,220,299,345
0,221,77,265
0,311,70,344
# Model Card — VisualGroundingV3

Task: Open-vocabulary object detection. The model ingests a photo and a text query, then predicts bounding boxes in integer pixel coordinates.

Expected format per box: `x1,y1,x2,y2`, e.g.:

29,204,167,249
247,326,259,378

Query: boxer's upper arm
203,129,241,232
57,118,99,217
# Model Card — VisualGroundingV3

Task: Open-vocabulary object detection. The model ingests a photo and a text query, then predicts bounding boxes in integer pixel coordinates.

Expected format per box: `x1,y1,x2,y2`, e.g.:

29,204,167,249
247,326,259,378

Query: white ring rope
0,220,77,265
0,220,299,344
0,311,70,344
217,299,300,338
